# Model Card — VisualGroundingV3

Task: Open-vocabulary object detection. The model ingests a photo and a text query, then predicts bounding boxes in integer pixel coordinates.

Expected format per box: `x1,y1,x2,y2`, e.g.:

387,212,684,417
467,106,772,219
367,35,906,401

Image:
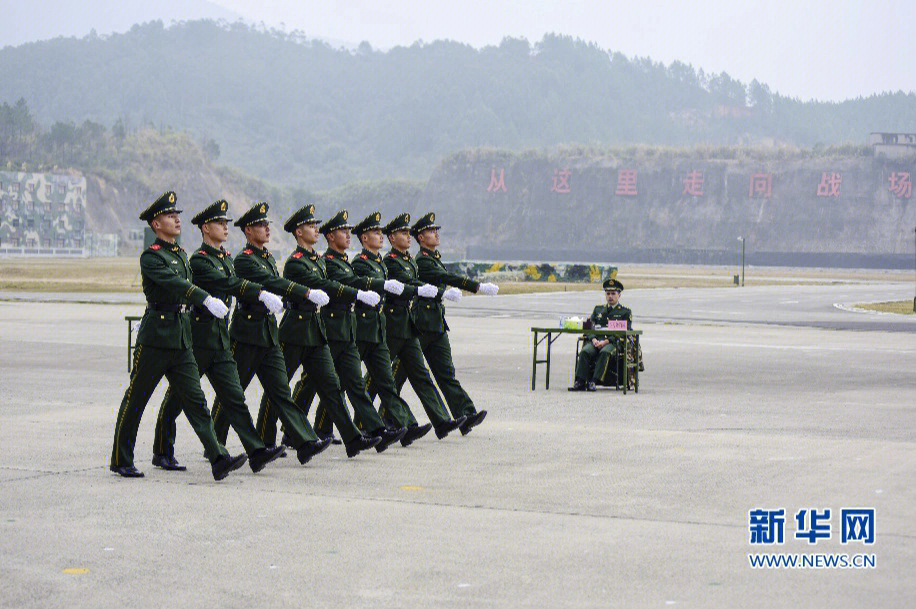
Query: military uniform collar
324,247,348,260
419,247,440,259
389,247,411,259
150,237,182,253
294,244,319,261
198,241,226,258
243,242,271,258
360,248,382,262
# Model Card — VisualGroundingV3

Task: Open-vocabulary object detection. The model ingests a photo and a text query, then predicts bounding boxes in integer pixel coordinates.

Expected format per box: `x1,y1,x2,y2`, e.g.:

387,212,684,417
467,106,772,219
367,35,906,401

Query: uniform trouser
344,339,412,429
304,339,386,436
153,346,266,458
258,342,362,445
211,340,318,449
394,330,476,419
575,340,622,383
373,334,451,427
111,344,227,468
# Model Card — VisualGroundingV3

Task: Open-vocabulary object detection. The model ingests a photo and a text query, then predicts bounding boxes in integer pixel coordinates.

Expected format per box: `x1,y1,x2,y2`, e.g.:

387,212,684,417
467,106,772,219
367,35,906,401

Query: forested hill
1,19,914,190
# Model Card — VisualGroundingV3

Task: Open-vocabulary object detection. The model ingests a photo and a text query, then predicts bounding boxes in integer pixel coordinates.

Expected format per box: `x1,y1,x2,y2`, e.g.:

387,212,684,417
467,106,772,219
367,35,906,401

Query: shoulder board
292,251,303,259
149,244,161,250
359,254,368,260
242,249,253,255
197,249,207,255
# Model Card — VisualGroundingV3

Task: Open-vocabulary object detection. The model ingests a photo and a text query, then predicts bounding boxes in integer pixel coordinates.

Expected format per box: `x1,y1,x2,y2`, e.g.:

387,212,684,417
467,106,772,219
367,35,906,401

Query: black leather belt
286,301,318,312
148,303,189,313
325,302,354,312
237,302,269,313
192,306,214,319
355,302,382,312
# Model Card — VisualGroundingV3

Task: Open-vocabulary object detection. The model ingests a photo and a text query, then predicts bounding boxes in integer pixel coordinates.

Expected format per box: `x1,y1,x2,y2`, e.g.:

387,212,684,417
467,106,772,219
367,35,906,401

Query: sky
2,0,913,102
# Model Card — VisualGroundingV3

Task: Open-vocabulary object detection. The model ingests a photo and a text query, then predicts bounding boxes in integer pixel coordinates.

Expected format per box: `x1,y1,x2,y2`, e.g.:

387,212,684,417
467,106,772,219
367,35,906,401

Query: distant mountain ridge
0,19,914,190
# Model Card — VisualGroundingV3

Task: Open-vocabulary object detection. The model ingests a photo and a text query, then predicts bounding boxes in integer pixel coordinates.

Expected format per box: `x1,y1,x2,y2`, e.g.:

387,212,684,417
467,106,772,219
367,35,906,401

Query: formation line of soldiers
110,192,498,479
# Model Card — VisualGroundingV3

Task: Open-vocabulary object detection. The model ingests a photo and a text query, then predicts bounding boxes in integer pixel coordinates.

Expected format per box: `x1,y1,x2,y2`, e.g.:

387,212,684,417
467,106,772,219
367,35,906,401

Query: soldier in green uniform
209,202,336,465
151,200,286,473
110,191,248,480
254,204,384,458
295,210,407,452
348,211,465,445
572,279,632,391
373,212,465,441
408,212,499,435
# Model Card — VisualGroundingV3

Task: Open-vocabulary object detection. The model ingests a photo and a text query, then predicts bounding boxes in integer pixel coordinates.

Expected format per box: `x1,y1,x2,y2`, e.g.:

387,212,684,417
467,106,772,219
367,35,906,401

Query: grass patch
855,300,915,314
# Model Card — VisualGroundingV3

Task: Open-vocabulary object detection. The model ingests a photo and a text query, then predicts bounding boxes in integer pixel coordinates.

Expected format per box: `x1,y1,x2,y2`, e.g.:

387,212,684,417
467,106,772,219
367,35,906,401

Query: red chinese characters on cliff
551,168,571,193
816,172,842,197
888,172,912,199
749,173,772,198
682,170,704,196
486,168,507,192
615,169,638,196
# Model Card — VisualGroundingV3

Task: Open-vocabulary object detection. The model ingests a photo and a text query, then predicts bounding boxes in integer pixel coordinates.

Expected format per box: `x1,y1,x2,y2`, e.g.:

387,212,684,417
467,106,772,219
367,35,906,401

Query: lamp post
737,236,746,287
912,226,915,312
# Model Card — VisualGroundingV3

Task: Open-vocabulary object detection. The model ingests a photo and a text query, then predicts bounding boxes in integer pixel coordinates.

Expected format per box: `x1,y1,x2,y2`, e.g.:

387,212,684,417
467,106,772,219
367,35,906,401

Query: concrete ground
0,283,913,608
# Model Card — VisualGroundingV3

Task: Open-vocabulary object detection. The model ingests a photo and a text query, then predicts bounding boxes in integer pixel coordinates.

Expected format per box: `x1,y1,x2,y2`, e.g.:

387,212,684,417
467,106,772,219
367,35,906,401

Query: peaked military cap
139,191,181,222
383,212,411,235
319,209,352,235
234,202,270,228
284,204,321,233
192,199,233,226
410,211,440,236
603,278,624,292
353,211,383,236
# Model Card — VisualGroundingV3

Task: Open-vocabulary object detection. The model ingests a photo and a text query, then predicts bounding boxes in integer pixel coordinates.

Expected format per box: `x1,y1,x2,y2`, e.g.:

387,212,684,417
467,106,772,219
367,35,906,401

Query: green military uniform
345,212,442,439
111,192,243,479
209,202,329,464
255,205,372,450
574,279,633,386
153,200,281,471
406,212,487,431
297,210,404,447
374,212,454,432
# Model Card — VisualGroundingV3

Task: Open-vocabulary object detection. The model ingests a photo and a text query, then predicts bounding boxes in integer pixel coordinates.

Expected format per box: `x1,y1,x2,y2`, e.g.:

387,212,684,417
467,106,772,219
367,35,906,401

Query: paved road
448,282,916,332
0,289,912,608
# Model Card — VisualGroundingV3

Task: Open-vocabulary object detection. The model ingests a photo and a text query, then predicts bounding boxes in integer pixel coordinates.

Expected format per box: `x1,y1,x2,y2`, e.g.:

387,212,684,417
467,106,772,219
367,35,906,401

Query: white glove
443,287,462,302
383,279,404,295
307,289,330,307
417,283,438,298
357,290,381,307
258,291,284,315
478,282,499,296
203,296,229,319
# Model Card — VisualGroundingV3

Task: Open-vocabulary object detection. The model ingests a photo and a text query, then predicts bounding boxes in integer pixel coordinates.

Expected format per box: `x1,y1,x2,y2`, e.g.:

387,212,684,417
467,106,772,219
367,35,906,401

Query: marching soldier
348,211,465,444
151,200,286,473
572,278,634,391
254,204,384,458
110,191,247,480
369,212,466,441
408,212,499,434
295,210,407,452
210,202,336,465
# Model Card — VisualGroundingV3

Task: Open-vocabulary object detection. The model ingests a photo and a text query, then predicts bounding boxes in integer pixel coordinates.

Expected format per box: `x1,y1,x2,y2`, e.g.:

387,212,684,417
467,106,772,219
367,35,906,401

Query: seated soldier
572,278,632,391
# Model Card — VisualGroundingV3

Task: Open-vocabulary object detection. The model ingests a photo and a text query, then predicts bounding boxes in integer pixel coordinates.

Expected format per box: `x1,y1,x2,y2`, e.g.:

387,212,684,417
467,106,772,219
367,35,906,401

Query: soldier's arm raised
190,255,262,303
284,258,358,302
140,251,209,307
235,253,309,302
416,254,480,293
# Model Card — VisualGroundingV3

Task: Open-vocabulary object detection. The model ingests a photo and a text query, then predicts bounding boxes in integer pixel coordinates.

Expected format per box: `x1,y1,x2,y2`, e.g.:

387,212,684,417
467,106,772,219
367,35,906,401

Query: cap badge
220,201,227,211
259,203,266,213
342,211,348,221
168,193,175,204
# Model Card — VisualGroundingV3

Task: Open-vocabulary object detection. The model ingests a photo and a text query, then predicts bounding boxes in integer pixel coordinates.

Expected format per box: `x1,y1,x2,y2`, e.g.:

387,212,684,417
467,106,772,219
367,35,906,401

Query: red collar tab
242,248,253,255
198,249,207,255
149,244,161,250
292,251,303,259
